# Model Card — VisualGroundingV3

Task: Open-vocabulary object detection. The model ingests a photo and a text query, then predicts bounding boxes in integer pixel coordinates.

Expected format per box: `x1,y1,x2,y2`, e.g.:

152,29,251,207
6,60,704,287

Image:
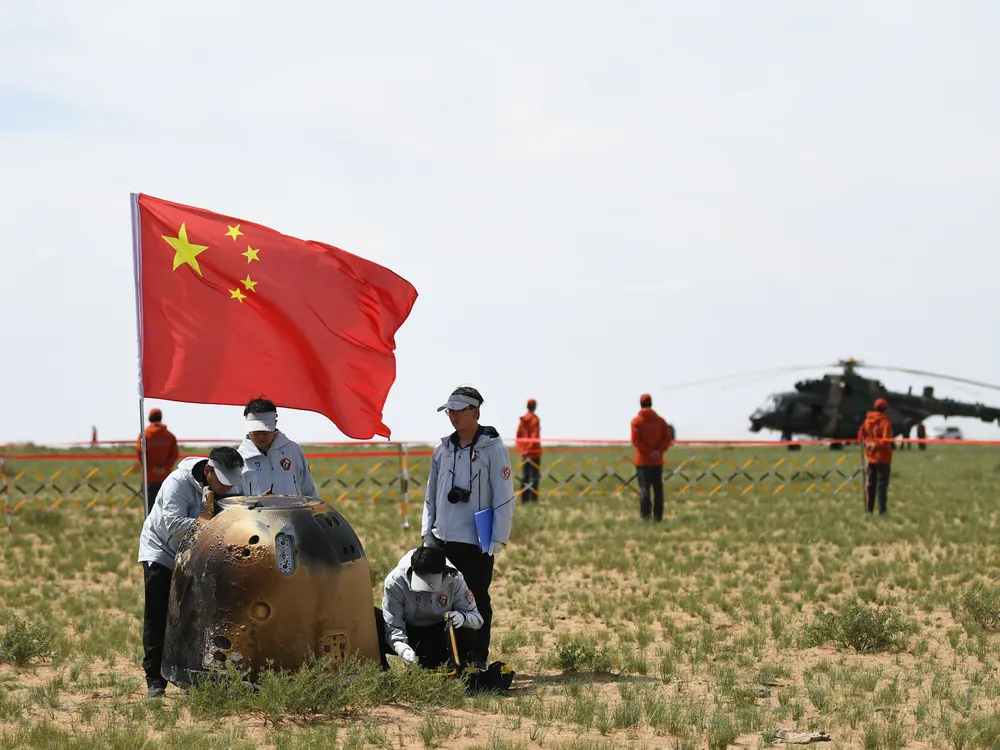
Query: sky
2,1,999,448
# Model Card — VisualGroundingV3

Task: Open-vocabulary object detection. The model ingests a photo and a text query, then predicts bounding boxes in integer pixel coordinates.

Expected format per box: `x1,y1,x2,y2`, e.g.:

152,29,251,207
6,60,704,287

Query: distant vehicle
933,426,963,440
662,358,1000,447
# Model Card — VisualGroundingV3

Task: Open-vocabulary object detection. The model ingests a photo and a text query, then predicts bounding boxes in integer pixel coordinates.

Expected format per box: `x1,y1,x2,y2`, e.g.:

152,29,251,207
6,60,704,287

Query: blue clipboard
474,507,493,553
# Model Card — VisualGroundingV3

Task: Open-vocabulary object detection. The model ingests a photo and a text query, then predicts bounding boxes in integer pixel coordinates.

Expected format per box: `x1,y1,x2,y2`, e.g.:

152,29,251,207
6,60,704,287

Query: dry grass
1,443,999,748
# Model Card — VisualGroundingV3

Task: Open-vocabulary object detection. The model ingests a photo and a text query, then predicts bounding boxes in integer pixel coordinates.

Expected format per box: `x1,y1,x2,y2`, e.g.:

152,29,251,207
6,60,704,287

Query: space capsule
161,492,382,686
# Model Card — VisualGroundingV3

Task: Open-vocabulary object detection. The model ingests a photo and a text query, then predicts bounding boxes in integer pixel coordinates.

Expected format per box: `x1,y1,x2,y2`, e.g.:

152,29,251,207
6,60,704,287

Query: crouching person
137,447,245,697
381,546,483,669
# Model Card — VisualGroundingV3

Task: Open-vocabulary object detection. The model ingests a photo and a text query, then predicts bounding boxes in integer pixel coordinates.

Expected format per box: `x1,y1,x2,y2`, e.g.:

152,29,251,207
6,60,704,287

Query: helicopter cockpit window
753,395,782,416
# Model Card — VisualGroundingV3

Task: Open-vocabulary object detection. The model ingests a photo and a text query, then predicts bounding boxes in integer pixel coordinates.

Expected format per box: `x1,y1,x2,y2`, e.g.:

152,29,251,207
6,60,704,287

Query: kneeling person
382,546,483,669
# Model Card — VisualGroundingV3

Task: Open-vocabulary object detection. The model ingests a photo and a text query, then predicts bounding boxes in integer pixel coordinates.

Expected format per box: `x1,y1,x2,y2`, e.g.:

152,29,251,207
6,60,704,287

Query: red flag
132,193,418,440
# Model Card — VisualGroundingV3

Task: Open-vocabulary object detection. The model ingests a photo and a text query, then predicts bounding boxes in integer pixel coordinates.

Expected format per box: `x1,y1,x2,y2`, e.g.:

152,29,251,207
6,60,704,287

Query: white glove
489,541,503,555
396,646,417,665
447,611,466,629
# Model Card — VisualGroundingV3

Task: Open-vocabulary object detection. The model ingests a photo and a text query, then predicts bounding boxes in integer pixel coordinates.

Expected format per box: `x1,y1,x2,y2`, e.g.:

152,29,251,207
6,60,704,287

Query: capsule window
214,635,232,650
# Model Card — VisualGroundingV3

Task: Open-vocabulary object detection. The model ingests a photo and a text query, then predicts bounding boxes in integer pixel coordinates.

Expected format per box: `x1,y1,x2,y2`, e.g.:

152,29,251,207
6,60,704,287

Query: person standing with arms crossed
238,398,318,498
630,393,673,522
421,386,515,669
515,398,542,503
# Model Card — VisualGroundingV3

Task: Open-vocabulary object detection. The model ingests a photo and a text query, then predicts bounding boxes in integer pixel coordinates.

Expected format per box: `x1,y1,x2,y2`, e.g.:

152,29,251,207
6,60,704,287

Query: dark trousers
371,607,393,670
636,465,664,521
406,622,476,669
865,463,890,514
443,541,494,664
521,457,541,502
141,561,173,686
144,482,163,517
372,606,474,669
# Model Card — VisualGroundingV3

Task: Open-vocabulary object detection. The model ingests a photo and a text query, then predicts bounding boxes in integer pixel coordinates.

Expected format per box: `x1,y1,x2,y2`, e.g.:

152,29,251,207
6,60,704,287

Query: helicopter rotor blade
661,364,834,391
859,364,1000,393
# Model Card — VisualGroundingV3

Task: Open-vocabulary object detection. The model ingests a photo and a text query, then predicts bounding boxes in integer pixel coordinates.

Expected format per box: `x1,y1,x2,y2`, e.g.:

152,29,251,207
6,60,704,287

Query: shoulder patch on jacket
501,466,511,480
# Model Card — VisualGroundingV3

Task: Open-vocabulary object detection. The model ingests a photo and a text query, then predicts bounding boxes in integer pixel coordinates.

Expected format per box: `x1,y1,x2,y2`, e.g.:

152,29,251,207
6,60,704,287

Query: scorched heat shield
161,493,382,686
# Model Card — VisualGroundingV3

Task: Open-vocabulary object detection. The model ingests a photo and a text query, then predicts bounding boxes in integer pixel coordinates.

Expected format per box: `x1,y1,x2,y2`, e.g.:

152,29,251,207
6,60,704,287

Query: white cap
436,393,481,412
245,411,277,432
411,570,443,592
207,458,243,488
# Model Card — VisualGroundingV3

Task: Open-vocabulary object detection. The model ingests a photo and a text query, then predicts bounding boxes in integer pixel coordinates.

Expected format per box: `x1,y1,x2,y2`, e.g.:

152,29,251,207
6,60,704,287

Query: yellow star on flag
230,287,247,303
241,275,258,292
242,246,260,263
163,224,209,275
226,224,243,240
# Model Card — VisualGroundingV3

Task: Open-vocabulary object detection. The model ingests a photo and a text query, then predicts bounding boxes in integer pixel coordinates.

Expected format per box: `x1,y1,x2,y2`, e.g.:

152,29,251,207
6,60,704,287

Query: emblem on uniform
501,466,511,480
438,594,449,608
472,449,479,462
466,590,475,605
280,457,292,471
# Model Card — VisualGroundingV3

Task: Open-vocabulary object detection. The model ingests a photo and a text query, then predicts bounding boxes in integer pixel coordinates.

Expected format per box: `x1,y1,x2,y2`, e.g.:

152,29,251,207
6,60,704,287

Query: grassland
0,443,999,749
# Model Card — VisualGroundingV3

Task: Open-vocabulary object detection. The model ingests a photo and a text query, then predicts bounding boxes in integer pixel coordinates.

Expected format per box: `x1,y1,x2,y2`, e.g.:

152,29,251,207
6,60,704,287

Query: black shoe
147,682,166,698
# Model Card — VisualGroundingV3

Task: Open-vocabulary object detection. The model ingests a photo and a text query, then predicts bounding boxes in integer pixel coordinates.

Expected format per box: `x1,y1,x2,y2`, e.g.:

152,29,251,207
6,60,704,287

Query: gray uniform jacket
421,426,515,548
238,430,318,497
381,549,484,653
137,456,208,569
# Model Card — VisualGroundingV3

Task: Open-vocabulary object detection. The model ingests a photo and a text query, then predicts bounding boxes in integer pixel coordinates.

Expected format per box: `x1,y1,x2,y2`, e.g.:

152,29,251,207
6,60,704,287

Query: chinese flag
132,193,418,440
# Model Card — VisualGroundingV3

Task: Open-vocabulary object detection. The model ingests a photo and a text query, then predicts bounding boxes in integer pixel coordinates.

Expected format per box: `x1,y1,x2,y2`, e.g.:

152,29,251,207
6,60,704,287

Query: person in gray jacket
382,546,484,669
421,386,514,667
238,398,318,497
137,447,244,697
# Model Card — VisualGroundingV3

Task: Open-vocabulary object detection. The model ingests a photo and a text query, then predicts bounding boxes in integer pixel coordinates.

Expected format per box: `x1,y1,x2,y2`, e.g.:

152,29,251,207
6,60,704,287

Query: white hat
436,393,481,412
245,411,277,432
207,458,243,488
410,570,443,592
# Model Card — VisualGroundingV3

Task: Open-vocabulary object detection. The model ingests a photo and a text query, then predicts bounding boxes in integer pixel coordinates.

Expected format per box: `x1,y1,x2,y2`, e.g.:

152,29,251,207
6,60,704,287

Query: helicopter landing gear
782,432,802,451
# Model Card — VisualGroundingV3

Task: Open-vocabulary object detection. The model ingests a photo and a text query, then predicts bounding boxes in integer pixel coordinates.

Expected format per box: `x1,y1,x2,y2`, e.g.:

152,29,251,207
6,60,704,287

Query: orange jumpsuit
630,407,672,520
515,411,541,502
858,410,893,514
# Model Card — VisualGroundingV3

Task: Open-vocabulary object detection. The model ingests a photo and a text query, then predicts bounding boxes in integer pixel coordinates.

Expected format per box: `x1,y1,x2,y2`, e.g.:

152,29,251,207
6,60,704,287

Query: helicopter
664,358,1000,447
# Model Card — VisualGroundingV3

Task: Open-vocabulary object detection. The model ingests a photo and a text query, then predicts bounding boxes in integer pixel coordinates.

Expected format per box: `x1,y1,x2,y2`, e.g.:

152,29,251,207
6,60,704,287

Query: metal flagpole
130,193,150,518
399,443,410,530
1,455,11,539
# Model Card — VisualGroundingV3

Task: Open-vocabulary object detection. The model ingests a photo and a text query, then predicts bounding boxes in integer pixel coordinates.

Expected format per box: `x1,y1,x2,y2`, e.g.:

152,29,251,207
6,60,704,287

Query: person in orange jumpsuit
515,399,542,503
858,398,893,515
630,394,673,522
136,408,180,517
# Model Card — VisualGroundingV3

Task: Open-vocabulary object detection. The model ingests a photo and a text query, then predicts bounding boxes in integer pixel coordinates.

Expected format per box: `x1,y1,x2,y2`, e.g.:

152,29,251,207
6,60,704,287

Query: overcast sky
2,1,999,447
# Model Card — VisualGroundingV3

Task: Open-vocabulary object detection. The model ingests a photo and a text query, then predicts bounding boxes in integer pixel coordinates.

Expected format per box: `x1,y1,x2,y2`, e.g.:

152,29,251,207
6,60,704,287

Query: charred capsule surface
161,495,381,686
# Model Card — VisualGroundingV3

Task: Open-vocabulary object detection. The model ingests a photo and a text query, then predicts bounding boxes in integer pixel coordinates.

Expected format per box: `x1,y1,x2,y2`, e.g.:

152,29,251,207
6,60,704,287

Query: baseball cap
410,546,447,591
245,411,277,432
411,570,443,592
207,457,243,488
436,393,481,412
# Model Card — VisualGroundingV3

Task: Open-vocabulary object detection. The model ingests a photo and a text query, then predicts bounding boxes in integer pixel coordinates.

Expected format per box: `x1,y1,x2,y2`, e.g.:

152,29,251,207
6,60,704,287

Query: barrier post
399,443,410,530
1,456,11,538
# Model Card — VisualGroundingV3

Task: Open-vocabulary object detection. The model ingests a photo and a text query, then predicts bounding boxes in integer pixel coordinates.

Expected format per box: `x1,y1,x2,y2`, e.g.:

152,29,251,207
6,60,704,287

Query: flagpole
130,193,150,518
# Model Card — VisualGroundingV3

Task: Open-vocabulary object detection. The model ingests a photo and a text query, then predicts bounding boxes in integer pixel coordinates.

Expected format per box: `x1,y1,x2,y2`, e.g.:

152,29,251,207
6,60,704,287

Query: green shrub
802,602,911,653
0,614,53,666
